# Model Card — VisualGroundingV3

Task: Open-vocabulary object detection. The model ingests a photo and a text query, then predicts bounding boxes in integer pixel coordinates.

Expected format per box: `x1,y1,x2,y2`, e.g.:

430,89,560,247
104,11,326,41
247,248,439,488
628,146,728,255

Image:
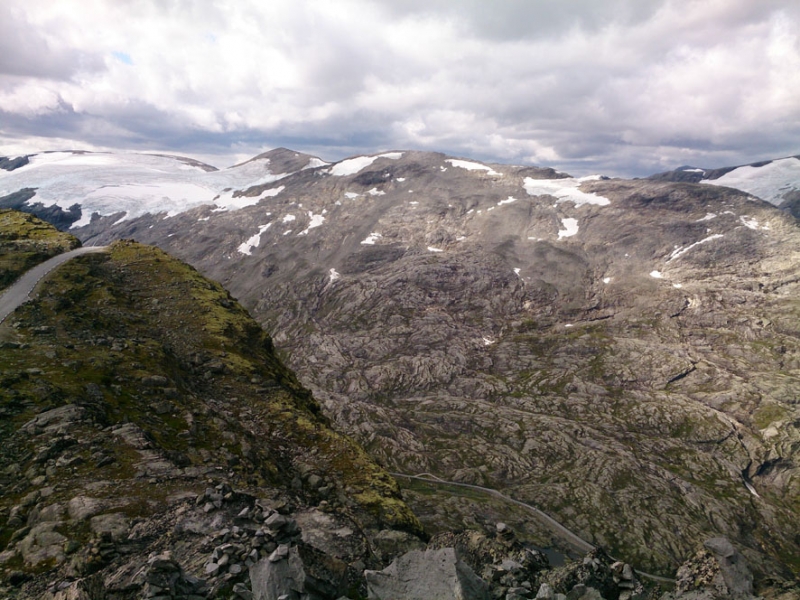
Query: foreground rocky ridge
0,227,425,597
0,209,80,290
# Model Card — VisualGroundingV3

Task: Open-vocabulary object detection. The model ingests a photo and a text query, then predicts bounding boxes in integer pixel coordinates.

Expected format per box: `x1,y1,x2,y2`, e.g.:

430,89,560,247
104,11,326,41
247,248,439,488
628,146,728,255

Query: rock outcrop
664,537,756,600
365,547,490,600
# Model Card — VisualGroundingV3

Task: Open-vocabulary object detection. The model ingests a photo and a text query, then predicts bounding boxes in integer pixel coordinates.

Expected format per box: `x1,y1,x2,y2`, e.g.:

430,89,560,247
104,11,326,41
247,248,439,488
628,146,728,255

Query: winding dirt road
391,471,676,584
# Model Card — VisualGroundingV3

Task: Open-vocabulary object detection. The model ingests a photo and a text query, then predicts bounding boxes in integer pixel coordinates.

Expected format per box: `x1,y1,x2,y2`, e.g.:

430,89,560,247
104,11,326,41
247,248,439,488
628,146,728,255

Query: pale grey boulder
365,547,490,600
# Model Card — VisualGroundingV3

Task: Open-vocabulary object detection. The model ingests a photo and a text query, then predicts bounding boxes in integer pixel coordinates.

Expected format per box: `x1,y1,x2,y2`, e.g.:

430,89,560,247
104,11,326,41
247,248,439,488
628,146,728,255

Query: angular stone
89,512,130,541
68,496,105,521
565,584,605,599
268,544,289,563
535,583,555,599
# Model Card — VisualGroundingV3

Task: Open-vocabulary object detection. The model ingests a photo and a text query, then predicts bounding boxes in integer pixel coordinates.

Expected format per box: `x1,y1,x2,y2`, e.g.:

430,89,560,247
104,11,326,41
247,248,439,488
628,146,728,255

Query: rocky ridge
0,223,423,598
2,148,800,591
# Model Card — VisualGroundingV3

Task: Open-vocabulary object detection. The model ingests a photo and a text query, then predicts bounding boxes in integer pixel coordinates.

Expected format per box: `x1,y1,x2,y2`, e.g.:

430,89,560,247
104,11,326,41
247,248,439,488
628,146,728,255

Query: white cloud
1,0,799,176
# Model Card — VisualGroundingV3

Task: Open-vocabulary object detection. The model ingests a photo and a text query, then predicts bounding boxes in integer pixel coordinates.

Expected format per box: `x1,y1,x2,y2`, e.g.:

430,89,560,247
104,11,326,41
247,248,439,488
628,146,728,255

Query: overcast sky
1,0,799,176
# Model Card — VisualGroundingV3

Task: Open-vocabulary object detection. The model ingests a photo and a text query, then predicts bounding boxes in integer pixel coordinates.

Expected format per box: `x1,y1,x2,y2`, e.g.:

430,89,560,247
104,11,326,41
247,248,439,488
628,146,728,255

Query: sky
1,0,799,177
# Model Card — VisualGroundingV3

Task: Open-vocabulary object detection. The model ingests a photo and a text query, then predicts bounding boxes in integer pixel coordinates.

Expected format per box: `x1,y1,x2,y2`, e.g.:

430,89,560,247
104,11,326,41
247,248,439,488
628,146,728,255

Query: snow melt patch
260,186,284,198
740,216,769,231
367,188,385,196
329,268,340,282
524,177,610,207
603,277,611,284
361,232,382,245
498,196,517,206
328,152,403,176
282,214,296,223
427,246,444,253
696,212,717,222
700,157,800,206
298,211,325,236
513,268,522,278
483,337,495,346
344,192,359,199
214,185,285,211
237,223,272,255
557,218,579,239
446,159,501,176
667,234,724,262
650,271,664,279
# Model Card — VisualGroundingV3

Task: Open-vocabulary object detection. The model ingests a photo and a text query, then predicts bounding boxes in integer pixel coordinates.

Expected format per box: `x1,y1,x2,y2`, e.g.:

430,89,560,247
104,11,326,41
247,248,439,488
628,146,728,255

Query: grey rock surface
365,547,490,600
68,149,800,578
5,148,800,586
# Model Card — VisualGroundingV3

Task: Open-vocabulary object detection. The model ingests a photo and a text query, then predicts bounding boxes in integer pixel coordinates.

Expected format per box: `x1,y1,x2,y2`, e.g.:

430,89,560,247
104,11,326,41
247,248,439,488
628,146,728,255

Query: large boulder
365,547,490,600
249,544,343,600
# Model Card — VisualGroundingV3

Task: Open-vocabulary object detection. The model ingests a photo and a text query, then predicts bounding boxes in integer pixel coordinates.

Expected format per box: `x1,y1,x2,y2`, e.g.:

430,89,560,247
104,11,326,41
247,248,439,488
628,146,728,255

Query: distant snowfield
0,151,291,227
700,157,800,206
524,176,610,207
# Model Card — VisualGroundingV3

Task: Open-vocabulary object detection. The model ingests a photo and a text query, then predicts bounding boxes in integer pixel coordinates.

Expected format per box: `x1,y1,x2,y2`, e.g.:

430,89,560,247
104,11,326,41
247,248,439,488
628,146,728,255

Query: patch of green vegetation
0,209,79,290
753,404,789,429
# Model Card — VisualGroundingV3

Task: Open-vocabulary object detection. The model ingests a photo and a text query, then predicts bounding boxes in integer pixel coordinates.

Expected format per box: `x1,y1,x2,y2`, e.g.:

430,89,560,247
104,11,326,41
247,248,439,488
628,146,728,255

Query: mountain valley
2,148,800,598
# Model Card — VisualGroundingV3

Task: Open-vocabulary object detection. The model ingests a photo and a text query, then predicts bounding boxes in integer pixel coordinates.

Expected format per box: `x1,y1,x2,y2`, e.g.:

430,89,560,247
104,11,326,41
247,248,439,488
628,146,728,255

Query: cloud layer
1,0,799,176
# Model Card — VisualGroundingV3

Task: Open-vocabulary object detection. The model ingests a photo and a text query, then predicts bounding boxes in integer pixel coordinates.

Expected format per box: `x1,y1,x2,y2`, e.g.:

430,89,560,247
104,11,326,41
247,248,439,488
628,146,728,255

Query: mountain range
1,148,799,598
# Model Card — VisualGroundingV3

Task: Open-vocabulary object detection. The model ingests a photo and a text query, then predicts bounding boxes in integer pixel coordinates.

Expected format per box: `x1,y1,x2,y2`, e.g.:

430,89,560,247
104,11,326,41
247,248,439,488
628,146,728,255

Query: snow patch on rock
328,153,403,176
667,234,724,262
557,218,579,239
298,212,325,236
361,232,382,245
524,177,610,207
237,223,272,255
446,159,501,177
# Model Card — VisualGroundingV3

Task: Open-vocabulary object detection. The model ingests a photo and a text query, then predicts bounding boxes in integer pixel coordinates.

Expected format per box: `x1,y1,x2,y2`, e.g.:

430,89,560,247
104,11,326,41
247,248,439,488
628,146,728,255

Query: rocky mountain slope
2,149,800,591
2,212,760,600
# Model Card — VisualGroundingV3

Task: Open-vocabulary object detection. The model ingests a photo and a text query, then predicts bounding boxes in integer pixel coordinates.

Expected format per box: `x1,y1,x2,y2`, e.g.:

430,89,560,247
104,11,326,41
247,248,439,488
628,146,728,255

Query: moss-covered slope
0,209,79,291
0,229,421,594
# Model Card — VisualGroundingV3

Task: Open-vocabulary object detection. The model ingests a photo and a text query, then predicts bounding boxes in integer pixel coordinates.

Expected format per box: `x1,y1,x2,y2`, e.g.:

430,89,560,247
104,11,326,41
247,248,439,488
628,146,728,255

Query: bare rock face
365,547,490,600
71,151,800,581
